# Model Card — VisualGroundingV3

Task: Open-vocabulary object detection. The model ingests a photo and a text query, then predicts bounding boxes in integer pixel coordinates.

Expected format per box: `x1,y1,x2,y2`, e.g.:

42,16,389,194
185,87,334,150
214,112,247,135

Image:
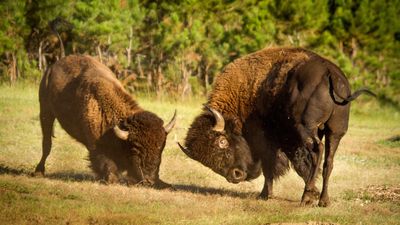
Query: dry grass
0,83,399,225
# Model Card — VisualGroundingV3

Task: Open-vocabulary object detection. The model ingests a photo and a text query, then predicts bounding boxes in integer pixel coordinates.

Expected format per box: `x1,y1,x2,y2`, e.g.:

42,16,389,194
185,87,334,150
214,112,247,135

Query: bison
34,55,176,187
178,47,375,206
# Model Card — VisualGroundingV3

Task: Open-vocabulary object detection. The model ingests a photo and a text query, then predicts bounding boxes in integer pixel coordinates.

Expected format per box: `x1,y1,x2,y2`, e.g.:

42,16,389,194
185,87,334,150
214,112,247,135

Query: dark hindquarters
283,60,336,206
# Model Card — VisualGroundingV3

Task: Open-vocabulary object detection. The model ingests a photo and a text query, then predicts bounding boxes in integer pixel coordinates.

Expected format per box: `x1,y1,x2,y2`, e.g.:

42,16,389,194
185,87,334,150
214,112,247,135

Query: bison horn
113,125,129,140
177,142,192,157
205,105,225,132
164,110,177,134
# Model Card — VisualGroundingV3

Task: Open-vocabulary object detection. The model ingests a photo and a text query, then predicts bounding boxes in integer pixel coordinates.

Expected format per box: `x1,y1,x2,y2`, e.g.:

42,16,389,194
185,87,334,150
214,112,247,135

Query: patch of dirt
359,185,400,202
266,222,338,225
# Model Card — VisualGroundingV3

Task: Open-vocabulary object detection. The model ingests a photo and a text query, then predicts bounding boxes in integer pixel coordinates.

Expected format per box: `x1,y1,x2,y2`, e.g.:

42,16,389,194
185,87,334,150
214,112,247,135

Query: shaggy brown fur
208,48,310,133
181,47,375,207
35,55,176,187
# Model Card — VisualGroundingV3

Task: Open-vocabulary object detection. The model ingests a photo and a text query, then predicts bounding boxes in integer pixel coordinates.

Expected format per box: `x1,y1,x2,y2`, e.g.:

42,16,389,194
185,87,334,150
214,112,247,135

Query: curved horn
177,142,192,158
205,105,225,132
164,110,177,134
113,125,129,140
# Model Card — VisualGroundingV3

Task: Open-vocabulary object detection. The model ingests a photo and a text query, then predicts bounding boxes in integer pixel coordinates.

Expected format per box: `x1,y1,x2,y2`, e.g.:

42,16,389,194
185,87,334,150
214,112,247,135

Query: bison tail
344,88,377,102
328,75,376,105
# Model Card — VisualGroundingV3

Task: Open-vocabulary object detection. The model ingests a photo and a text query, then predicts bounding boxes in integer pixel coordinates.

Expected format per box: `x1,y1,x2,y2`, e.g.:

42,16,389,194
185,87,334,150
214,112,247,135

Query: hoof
300,189,320,206
300,198,317,207
33,164,45,177
98,179,108,185
257,192,273,200
257,194,268,200
154,179,173,190
32,170,44,177
318,198,330,207
106,173,120,184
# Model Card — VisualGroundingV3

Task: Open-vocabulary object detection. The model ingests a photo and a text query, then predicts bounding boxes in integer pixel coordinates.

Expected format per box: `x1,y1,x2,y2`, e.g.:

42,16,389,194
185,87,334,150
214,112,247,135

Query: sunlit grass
0,83,399,225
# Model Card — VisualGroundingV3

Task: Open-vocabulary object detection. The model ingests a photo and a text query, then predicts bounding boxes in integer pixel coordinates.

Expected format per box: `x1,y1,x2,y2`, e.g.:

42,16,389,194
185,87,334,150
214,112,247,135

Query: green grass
0,83,399,225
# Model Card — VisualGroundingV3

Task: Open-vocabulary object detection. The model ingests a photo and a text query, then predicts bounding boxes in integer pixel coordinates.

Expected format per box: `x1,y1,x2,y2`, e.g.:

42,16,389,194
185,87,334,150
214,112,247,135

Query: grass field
0,83,399,225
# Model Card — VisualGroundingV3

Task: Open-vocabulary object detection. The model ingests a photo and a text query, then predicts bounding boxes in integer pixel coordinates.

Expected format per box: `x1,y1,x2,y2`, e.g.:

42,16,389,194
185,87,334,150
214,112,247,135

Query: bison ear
205,105,225,132
113,124,129,140
164,110,177,134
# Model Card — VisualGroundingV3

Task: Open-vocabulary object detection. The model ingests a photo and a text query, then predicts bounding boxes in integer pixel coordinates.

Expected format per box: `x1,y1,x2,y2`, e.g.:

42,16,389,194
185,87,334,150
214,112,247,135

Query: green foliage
71,0,135,54
0,0,399,103
0,1,28,53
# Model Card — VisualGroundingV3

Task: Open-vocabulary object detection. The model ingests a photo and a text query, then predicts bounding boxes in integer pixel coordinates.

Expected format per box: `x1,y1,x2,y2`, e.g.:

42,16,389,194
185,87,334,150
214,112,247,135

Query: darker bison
35,55,176,187
179,47,375,206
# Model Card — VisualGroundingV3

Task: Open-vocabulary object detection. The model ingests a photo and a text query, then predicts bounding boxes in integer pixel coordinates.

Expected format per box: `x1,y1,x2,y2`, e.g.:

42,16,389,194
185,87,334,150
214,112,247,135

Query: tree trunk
199,58,210,96
126,27,133,68
351,37,357,66
180,60,191,100
38,41,43,71
55,31,65,58
97,45,103,63
338,40,343,53
10,53,17,84
137,54,145,78
146,71,152,95
42,53,47,72
204,63,210,96
156,65,164,98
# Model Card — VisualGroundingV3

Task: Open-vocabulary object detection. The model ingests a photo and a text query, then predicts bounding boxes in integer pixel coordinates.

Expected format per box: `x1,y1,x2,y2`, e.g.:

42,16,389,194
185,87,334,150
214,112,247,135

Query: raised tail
343,88,376,102
328,74,377,105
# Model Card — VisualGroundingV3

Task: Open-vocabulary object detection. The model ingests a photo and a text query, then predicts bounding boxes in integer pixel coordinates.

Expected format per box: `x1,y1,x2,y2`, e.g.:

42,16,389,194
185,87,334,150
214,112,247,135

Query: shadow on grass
171,183,297,202
0,163,95,182
171,183,259,199
0,164,296,202
378,135,400,148
46,171,95,182
386,135,400,142
0,164,26,175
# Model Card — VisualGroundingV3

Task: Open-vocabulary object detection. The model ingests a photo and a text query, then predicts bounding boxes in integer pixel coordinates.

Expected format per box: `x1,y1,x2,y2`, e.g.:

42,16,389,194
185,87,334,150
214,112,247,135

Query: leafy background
1,0,399,102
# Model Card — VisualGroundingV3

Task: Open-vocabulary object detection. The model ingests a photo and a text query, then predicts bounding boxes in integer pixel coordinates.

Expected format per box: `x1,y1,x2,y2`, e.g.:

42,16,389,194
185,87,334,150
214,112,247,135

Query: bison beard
34,55,176,188
180,47,375,207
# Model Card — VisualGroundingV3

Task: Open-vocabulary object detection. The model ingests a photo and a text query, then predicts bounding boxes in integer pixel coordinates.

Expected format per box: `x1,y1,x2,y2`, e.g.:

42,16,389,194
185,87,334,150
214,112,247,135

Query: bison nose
230,168,246,182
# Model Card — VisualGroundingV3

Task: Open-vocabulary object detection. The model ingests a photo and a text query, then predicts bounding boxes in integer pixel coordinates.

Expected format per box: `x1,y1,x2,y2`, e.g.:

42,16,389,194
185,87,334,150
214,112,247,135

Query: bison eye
217,136,229,149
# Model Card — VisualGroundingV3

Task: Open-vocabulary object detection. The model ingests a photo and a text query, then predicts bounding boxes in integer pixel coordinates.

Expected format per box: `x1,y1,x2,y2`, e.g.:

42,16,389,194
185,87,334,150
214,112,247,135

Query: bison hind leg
89,153,120,184
34,110,56,177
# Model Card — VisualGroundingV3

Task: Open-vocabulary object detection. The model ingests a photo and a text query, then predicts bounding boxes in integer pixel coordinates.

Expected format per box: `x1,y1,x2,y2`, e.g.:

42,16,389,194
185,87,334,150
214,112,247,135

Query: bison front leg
126,155,147,185
258,157,275,200
89,153,119,184
259,175,274,200
258,149,290,200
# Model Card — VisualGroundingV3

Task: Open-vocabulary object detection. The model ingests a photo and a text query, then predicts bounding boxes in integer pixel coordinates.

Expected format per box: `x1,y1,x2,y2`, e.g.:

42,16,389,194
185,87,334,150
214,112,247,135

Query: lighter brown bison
179,47,375,206
34,55,176,187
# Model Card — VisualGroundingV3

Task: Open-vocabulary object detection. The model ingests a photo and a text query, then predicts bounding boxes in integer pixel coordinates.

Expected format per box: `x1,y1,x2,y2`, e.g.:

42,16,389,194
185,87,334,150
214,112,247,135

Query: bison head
179,106,261,184
112,110,176,186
